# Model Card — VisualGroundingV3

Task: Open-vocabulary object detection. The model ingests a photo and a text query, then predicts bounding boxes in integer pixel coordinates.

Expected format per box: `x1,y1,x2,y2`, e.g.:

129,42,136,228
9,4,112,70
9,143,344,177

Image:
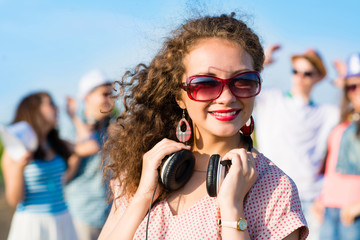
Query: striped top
17,155,68,214
65,127,111,227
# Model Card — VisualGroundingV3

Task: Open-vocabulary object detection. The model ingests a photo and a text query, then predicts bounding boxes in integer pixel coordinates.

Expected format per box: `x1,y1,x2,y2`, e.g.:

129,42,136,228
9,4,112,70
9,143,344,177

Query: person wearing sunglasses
255,46,340,239
99,13,308,240
314,52,360,240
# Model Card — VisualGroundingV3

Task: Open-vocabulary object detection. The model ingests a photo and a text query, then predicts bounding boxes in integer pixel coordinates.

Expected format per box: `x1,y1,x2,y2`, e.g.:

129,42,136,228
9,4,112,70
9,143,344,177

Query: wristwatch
218,218,247,231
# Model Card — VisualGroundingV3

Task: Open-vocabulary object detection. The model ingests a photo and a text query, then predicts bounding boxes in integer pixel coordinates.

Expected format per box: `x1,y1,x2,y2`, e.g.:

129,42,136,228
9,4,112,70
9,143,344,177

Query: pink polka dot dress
114,153,309,239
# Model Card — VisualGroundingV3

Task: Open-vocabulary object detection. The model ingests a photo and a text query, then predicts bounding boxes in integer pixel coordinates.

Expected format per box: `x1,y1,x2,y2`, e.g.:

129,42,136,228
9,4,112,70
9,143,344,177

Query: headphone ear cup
206,154,221,197
160,149,195,191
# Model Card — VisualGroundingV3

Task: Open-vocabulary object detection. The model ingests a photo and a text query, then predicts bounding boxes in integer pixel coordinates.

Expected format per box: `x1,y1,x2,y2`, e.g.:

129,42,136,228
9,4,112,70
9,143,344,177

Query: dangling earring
240,116,254,136
240,116,254,152
176,109,192,143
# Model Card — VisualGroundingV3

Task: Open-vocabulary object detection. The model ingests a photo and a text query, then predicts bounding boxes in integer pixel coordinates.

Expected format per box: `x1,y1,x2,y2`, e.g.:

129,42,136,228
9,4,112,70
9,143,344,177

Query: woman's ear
176,97,186,110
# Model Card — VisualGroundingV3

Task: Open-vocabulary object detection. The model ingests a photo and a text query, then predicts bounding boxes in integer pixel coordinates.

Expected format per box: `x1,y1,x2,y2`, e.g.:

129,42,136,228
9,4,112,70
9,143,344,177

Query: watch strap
218,218,247,231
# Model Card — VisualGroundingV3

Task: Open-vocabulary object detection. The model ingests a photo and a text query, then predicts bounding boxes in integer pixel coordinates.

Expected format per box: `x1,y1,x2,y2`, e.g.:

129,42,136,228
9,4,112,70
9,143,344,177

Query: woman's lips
209,109,240,121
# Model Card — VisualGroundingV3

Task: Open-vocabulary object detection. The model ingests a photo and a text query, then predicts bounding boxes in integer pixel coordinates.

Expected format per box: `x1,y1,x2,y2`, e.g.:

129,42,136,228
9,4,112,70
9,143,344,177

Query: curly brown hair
103,12,265,201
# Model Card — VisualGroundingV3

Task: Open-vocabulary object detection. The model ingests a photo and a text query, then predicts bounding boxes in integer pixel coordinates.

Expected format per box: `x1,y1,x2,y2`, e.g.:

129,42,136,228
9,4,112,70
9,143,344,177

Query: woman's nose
215,85,236,103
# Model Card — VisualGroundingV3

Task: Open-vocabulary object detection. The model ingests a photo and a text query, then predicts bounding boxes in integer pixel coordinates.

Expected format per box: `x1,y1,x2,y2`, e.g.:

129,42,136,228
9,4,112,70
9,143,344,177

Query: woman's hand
99,139,191,240
6,150,33,170
216,148,257,240
66,96,77,119
332,59,347,88
264,44,281,66
135,138,191,201
217,148,258,209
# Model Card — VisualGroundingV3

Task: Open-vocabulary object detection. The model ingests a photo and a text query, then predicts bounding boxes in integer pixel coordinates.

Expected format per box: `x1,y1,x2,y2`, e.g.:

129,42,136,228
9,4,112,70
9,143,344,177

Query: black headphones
159,149,231,197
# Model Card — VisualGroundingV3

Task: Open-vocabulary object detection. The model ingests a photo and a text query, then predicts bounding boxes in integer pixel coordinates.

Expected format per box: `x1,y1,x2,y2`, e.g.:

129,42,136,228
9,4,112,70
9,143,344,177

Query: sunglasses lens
188,77,222,101
346,85,357,92
293,69,314,77
304,72,313,77
185,72,261,101
230,73,260,98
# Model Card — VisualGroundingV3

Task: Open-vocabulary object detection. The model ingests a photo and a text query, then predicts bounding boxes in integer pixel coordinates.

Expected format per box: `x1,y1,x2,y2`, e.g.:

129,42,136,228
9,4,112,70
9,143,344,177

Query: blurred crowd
1,37,360,240
255,46,360,240
1,69,115,240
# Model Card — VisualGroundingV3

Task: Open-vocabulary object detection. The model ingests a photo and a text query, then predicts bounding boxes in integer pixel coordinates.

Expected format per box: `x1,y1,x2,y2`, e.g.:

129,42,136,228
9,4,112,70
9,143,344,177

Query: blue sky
1,0,359,127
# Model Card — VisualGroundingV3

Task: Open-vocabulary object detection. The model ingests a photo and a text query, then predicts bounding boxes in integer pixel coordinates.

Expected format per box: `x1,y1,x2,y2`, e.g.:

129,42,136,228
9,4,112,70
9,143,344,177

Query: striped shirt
17,155,68,214
65,128,111,227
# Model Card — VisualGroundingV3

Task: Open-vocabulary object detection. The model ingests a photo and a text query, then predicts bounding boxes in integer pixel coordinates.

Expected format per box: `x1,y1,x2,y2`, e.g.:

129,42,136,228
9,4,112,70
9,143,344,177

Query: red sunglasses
181,71,262,102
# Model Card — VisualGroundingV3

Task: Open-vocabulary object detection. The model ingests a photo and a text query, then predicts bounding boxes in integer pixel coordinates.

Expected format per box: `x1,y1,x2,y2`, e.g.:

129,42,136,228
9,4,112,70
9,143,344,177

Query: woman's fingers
247,152,258,180
217,148,258,205
137,139,190,199
143,139,190,169
223,149,255,178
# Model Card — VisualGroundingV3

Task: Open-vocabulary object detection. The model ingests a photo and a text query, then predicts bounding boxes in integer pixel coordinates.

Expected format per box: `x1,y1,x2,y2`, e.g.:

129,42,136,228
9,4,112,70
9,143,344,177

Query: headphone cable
145,181,159,240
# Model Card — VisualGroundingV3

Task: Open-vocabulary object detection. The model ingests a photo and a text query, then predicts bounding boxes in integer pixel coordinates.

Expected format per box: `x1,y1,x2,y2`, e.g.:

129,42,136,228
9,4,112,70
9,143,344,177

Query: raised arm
332,59,347,88
1,150,32,208
263,44,281,66
66,96,100,157
99,139,191,239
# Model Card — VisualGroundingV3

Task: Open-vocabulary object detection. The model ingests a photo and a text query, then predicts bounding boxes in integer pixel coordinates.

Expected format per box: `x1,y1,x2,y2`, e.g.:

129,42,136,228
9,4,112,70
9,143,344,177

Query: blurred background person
1,91,79,240
254,45,339,239
316,52,360,240
64,69,114,240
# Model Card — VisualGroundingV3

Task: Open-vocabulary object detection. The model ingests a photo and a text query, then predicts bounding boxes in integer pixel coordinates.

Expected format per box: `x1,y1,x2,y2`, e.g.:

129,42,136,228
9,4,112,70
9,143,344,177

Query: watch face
238,219,247,230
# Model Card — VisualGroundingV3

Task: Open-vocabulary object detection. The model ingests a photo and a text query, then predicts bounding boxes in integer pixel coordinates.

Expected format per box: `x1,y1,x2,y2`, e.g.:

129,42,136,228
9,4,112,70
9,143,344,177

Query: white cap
0,121,38,161
78,69,112,100
345,53,360,78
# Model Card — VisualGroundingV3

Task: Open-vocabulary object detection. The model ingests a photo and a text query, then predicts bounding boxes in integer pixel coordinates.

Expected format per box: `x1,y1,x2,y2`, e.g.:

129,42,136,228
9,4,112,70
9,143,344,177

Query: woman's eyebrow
194,68,252,77
231,69,252,75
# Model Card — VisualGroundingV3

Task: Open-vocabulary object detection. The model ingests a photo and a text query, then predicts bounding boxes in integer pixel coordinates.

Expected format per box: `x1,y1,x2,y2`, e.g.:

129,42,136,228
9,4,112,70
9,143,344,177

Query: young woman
2,92,79,240
317,53,360,239
99,13,308,240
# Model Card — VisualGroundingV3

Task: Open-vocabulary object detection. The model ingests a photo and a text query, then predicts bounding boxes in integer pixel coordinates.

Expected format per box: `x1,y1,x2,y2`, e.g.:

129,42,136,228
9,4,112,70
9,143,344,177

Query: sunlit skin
346,76,360,112
178,38,255,159
84,84,114,122
291,58,322,102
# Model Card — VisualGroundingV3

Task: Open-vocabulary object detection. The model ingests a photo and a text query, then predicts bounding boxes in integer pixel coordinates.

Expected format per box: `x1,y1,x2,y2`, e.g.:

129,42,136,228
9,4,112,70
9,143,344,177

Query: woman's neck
191,132,244,171
193,137,241,155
